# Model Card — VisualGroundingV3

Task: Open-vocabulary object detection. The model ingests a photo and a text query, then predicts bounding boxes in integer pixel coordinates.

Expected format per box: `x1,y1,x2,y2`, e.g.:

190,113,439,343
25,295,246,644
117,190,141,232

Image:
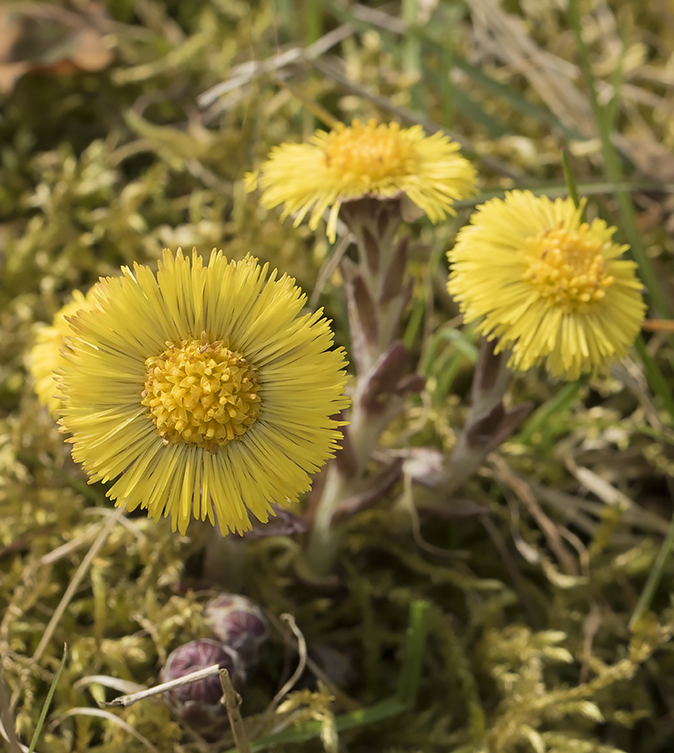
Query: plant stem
441,338,512,496
303,368,394,576
303,464,350,576
303,200,413,576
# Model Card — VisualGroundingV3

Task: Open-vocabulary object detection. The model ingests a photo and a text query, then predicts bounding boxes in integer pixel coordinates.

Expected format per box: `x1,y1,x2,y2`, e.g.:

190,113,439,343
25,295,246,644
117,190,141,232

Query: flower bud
160,638,245,737
204,594,269,666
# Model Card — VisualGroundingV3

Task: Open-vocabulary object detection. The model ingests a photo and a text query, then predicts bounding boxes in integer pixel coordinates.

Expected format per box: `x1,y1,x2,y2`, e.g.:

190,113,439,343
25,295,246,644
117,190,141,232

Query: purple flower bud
204,594,269,666
160,638,245,737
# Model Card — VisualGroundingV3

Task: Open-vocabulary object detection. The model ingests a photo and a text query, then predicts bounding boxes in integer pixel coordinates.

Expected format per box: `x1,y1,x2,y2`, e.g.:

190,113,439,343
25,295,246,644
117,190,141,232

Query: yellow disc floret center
523,223,615,308
141,336,261,451
323,119,416,183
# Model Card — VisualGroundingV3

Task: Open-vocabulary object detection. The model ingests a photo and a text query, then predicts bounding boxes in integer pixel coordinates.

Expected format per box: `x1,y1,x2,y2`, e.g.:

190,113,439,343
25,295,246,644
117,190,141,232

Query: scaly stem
443,338,512,495
303,198,415,576
304,376,391,575
304,464,351,576
439,338,531,501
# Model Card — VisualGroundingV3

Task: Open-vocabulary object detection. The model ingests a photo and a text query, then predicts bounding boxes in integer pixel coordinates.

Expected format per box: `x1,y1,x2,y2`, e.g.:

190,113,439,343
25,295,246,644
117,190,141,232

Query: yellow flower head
246,119,477,242
58,249,350,535
447,191,646,380
29,288,97,415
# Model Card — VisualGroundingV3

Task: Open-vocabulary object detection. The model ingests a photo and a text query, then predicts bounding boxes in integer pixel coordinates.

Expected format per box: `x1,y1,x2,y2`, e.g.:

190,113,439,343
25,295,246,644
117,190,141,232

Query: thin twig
269,615,308,711
220,670,250,753
198,24,355,108
250,613,308,740
492,456,579,576
401,472,458,560
480,514,541,629
106,664,222,708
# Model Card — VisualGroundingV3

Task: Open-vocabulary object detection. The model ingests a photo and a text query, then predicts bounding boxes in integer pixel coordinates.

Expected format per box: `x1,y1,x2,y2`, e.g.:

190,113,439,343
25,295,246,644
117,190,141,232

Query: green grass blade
396,600,431,704
605,46,625,134
441,13,456,129
566,0,669,317
517,379,586,445
421,328,478,376
450,88,509,138
452,180,674,209
628,513,674,630
626,336,674,627
243,698,406,751
449,55,584,141
28,644,68,753
401,0,421,76
561,147,580,210
304,0,322,45
633,336,674,426
324,1,577,141
403,295,427,351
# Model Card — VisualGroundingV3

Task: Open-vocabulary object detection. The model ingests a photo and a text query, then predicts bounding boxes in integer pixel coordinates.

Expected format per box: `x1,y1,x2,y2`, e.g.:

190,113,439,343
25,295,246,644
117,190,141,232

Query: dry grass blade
492,456,579,576
106,664,222,708
532,482,669,536
74,675,146,696
270,614,308,714
198,23,355,109
50,708,160,753
248,613,309,741
468,0,593,133
32,507,125,665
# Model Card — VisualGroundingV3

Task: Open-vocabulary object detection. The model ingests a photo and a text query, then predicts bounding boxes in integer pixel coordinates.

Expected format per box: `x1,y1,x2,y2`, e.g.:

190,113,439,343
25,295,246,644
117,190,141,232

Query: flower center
523,223,615,307
323,120,416,183
141,336,261,451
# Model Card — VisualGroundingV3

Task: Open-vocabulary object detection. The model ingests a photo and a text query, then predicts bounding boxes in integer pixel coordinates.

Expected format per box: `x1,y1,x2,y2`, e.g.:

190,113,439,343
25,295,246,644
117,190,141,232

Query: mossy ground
2,1,674,751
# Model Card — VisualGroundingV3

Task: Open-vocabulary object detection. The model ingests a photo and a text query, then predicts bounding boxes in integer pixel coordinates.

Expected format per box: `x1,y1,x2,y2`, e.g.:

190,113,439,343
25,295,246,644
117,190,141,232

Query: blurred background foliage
2,0,674,751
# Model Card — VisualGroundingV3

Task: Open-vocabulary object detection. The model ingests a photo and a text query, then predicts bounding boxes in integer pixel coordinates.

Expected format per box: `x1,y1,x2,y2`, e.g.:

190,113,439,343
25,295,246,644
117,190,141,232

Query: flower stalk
304,198,422,576
440,337,533,499
339,199,410,373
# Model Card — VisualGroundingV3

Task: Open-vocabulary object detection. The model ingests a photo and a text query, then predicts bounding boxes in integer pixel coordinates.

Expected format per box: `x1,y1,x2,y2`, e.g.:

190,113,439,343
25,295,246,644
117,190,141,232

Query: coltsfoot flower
29,288,96,415
447,191,646,380
247,119,477,242
59,249,350,535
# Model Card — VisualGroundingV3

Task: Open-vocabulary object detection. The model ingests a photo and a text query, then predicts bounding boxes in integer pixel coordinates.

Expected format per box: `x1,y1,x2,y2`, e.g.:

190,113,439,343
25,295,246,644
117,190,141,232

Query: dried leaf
0,3,113,94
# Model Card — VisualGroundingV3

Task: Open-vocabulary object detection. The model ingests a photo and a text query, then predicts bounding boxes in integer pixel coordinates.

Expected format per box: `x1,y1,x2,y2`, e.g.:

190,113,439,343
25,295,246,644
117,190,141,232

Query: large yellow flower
29,288,96,416
247,119,477,242
58,249,350,535
447,191,646,380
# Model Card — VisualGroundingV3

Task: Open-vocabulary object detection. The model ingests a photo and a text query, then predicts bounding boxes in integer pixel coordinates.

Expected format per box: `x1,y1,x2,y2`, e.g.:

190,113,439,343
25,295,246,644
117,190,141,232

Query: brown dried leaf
0,2,113,94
